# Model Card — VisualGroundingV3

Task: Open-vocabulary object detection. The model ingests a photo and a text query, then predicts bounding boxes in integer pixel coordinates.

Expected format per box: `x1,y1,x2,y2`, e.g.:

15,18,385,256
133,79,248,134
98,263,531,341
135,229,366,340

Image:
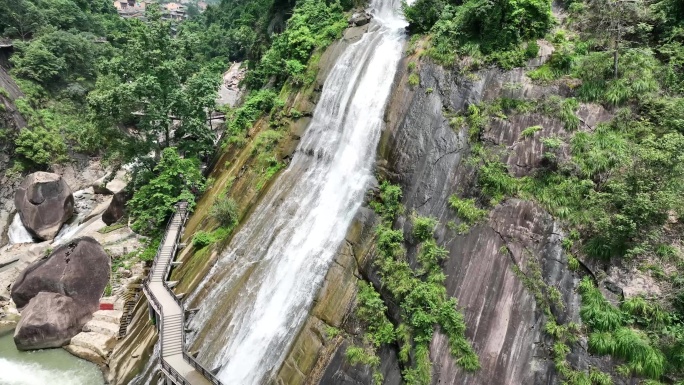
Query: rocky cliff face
275,48,618,384
0,66,26,247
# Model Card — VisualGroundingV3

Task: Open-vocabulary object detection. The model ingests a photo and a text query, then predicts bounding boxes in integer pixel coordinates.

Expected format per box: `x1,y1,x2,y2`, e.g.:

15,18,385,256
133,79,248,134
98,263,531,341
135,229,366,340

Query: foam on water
0,333,104,385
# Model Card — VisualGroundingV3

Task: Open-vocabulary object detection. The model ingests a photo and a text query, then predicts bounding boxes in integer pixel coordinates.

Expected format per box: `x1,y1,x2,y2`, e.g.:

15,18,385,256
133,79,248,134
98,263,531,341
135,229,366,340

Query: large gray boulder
102,190,129,226
14,172,74,241
14,292,88,350
11,236,110,310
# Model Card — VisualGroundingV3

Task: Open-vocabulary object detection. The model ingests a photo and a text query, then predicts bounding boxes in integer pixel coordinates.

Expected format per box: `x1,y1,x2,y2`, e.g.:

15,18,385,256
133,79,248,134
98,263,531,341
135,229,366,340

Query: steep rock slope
0,66,26,247
295,53,619,384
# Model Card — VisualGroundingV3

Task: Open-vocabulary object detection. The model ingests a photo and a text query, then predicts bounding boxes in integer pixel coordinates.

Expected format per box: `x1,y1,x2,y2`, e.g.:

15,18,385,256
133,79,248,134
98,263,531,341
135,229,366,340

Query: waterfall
8,214,34,245
188,1,408,383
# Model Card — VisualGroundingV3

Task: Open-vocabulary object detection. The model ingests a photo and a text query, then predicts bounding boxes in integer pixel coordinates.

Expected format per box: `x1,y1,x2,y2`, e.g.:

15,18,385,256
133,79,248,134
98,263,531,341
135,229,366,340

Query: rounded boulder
14,172,74,241
11,236,110,311
13,292,88,350
102,190,129,226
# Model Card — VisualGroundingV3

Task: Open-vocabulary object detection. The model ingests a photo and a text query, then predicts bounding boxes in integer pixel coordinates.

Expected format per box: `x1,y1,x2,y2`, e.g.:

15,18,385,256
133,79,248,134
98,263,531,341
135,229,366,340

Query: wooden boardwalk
143,202,220,385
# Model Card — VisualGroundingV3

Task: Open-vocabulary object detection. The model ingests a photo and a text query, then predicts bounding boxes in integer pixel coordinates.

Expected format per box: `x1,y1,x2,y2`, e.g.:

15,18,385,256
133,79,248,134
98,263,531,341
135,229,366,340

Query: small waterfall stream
188,1,409,384
7,214,34,245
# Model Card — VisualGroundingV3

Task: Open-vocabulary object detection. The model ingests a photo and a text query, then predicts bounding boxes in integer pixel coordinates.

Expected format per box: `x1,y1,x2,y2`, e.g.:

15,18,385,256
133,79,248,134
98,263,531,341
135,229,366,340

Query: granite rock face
14,172,74,241
288,58,614,384
373,61,612,384
13,292,88,350
11,236,110,310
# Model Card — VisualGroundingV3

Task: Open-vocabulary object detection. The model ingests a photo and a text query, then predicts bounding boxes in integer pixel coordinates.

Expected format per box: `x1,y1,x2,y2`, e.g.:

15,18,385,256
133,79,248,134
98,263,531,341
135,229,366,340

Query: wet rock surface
349,11,372,26
13,292,89,350
11,236,110,310
14,172,74,241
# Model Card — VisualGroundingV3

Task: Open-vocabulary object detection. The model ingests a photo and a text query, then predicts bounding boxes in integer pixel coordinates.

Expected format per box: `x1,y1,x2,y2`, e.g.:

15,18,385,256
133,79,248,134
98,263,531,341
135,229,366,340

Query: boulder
348,12,372,26
102,190,128,226
14,292,89,350
11,236,110,310
14,172,74,241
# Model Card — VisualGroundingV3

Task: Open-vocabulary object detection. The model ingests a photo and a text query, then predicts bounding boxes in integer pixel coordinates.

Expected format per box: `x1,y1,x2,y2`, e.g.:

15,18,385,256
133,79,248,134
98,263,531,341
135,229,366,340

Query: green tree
578,0,650,78
89,7,219,162
11,30,104,87
10,42,65,84
0,0,43,40
403,0,451,33
128,147,205,234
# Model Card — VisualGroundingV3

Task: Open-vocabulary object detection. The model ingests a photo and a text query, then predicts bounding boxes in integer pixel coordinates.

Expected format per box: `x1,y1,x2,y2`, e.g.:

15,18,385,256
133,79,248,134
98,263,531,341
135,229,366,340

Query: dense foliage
432,0,684,381
128,147,205,234
350,182,479,384
0,0,345,234
405,0,553,68
245,0,347,88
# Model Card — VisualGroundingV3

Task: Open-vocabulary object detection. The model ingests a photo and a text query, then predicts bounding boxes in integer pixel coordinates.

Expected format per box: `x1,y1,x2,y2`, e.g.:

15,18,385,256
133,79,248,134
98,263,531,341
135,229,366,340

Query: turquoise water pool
0,332,104,385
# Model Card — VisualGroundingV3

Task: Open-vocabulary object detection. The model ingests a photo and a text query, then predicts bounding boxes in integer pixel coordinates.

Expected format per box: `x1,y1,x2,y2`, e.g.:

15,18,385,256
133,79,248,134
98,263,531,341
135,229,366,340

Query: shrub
413,216,437,241
139,238,160,262
408,73,420,87
370,181,403,221
477,159,518,203
128,147,205,235
252,129,283,155
417,239,448,273
225,90,279,140
368,182,479,381
538,96,580,131
346,345,379,365
520,125,542,138
448,196,488,224
192,231,213,249
210,194,239,227
14,126,68,168
356,281,395,346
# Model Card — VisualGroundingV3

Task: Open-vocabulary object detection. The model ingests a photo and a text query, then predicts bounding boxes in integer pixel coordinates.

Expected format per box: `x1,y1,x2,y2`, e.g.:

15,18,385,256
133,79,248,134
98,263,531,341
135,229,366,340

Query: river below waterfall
0,332,104,385
187,0,409,384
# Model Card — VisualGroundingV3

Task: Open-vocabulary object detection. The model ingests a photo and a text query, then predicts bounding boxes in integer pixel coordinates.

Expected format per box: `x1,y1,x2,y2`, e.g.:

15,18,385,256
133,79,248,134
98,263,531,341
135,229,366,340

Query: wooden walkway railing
142,201,222,385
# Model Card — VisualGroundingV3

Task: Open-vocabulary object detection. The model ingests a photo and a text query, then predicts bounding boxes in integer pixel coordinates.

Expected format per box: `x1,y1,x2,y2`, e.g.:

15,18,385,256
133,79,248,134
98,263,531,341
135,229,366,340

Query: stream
187,0,409,383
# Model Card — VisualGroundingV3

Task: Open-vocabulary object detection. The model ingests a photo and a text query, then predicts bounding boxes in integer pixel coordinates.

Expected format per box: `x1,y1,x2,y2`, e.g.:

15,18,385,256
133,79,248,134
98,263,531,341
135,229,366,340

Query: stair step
70,332,116,357
64,344,107,366
93,309,123,324
83,319,119,337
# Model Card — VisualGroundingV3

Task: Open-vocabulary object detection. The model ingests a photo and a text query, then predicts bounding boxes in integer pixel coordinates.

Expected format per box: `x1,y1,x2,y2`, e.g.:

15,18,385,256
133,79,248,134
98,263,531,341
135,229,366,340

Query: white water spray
188,1,408,384
8,214,34,245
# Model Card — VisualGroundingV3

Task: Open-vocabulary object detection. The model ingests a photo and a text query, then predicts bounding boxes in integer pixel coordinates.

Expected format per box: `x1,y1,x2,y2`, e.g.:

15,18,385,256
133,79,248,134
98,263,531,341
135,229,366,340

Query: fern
520,125,543,138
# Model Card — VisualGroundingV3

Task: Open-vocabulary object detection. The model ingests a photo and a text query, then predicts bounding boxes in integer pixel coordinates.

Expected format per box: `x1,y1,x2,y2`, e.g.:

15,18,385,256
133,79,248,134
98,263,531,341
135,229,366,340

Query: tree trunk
614,24,620,79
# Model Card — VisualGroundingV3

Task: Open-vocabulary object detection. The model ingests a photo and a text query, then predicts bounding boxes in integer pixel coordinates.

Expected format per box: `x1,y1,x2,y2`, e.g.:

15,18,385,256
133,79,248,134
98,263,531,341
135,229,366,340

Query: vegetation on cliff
401,0,684,382
350,182,478,384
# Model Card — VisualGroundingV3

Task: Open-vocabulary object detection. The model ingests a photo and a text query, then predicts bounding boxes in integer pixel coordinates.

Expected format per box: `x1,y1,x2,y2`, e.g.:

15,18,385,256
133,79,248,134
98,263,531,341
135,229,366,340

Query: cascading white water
187,1,408,383
8,214,34,245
